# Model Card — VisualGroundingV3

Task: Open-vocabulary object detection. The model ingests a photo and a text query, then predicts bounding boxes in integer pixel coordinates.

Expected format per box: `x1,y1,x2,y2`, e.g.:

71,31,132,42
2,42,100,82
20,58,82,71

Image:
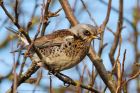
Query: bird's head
69,24,100,41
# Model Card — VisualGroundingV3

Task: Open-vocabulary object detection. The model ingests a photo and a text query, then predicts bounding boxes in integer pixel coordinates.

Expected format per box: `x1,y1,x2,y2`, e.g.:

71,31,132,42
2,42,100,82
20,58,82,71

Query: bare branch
55,73,100,93
41,0,51,36
88,47,116,93
109,0,123,66
98,0,112,57
122,71,140,88
14,0,19,24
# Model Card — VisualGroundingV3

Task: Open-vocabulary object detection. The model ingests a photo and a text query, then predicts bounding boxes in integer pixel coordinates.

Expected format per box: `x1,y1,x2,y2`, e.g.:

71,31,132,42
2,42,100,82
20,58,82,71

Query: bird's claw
64,82,70,87
59,73,73,87
63,77,73,87
48,71,53,75
48,69,58,75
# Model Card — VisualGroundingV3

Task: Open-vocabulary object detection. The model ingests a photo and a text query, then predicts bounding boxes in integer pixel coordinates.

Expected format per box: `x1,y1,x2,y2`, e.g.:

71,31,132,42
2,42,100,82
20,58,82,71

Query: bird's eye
84,30,91,36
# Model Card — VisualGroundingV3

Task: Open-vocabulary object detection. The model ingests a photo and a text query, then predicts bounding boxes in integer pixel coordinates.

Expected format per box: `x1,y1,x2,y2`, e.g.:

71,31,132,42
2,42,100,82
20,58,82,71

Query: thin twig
116,42,121,93
41,0,51,36
41,0,61,36
26,0,38,32
98,0,112,57
116,49,127,93
109,0,123,66
121,49,126,82
19,57,27,76
80,0,97,26
33,70,42,93
12,41,17,93
14,0,19,24
0,1,14,22
98,0,133,27
98,43,108,56
122,71,140,88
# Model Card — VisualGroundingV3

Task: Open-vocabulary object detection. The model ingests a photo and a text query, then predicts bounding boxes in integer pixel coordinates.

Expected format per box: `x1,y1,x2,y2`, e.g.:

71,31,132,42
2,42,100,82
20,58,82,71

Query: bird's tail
6,27,29,46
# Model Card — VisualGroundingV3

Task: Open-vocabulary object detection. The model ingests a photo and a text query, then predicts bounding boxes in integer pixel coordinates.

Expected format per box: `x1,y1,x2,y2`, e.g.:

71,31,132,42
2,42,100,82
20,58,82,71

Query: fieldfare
9,24,100,72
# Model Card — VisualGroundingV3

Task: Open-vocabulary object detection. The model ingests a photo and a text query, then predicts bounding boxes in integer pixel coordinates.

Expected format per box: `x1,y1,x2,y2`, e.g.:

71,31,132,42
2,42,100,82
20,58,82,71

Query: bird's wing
34,29,76,48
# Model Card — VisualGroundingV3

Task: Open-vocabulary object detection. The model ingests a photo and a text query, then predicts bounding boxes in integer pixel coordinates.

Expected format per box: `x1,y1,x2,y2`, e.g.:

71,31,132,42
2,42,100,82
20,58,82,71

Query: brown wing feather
34,29,77,48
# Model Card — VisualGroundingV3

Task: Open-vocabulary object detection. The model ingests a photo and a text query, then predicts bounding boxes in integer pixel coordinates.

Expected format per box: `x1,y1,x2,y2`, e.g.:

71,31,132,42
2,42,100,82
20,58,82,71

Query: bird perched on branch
8,24,100,73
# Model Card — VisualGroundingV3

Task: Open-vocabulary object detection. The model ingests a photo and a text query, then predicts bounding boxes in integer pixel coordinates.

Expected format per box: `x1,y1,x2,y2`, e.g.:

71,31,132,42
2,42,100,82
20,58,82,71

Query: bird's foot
58,73,74,87
48,69,58,75
48,71,54,75
48,71,74,87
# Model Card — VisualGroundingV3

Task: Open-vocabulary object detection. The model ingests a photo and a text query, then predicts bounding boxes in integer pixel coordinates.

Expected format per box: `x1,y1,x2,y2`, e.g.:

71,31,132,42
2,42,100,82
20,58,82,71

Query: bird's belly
45,54,80,71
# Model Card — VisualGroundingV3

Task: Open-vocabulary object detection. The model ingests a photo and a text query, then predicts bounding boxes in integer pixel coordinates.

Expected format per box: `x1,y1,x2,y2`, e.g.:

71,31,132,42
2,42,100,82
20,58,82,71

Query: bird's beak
91,35,101,40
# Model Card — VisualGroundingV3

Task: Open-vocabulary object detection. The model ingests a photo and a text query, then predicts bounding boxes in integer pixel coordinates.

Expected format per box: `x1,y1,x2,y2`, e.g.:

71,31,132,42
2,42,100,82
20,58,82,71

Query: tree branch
55,73,100,93
109,0,123,66
98,0,112,57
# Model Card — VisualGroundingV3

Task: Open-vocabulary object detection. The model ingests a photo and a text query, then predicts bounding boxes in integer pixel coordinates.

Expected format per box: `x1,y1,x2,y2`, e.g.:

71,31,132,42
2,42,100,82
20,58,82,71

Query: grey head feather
69,24,98,40
69,24,97,35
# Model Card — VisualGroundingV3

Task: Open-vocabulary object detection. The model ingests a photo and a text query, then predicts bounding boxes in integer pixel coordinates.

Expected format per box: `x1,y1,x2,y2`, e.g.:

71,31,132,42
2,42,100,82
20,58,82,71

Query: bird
8,24,100,73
